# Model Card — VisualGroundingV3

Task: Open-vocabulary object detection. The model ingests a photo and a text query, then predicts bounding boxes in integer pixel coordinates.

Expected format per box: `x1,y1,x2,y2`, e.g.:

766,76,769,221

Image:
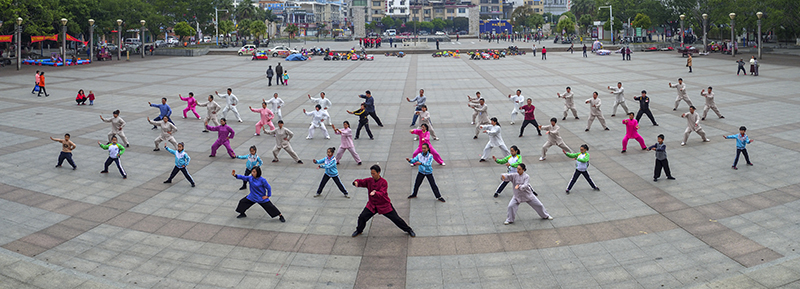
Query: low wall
154,47,209,57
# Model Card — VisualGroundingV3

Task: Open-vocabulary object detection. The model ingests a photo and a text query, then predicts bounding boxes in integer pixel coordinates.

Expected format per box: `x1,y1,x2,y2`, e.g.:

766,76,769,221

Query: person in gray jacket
472,99,491,139
647,134,675,182
197,95,221,132
670,78,693,111
263,120,303,164
100,110,130,147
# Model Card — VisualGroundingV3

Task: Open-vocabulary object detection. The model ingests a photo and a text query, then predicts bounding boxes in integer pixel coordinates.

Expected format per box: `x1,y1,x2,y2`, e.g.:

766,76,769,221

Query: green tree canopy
631,13,652,29
431,18,445,31
249,20,266,39
218,20,234,36
284,23,298,38
380,16,395,29
173,21,196,42
526,14,545,28
556,17,576,35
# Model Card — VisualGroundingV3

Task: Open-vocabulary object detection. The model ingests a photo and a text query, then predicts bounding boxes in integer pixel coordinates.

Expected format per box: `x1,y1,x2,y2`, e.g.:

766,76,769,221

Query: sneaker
653,178,658,182
272,159,279,162
279,215,285,222
732,166,738,170
100,171,108,174
747,163,753,166
239,186,247,190
585,129,589,132
510,121,515,125
680,142,686,146
358,162,362,165
471,122,475,125
544,216,553,220
611,114,615,117
153,148,160,151
354,137,359,140
325,136,330,139
562,117,566,121
313,193,322,198
410,163,415,167
151,127,158,130
504,221,512,225
407,195,417,199
203,130,209,133
575,117,580,119
306,137,312,140
163,180,172,183
519,135,523,138
434,137,439,141
654,124,659,126
369,138,374,140
673,108,677,111
344,194,351,198
473,136,478,139
701,117,705,121
254,133,259,136
720,116,725,119
237,213,247,218
703,139,711,142
539,157,545,161
55,165,61,168
191,183,195,187
408,230,416,237
593,187,600,191
493,193,499,198
667,177,676,180
351,231,362,237
479,159,486,162
437,197,446,203
621,150,626,153
604,128,610,131
126,144,130,148
538,134,542,136
72,167,76,170
209,155,215,157
440,163,445,166
297,160,303,164
238,120,243,123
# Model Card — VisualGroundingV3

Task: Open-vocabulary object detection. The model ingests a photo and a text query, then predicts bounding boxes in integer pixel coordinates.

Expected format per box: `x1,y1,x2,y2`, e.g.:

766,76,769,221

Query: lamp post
88,19,95,61
757,11,763,59
61,18,68,60
16,18,22,70
702,14,707,53
729,13,735,57
117,19,123,60
679,14,685,47
215,8,228,46
598,5,613,44
140,20,145,58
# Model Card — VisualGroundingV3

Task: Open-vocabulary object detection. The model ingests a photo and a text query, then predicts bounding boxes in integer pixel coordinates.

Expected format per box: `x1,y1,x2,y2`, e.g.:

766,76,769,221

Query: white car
238,44,257,56
435,31,446,36
267,46,299,58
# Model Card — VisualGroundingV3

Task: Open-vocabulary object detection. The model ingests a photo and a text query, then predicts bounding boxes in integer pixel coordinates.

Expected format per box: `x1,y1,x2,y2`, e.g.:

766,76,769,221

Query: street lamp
702,14,707,53
215,8,229,46
757,11,763,59
61,18,68,61
15,17,22,70
729,13,735,57
679,14,685,47
117,19,123,60
140,20,145,58
598,5,613,44
88,19,95,61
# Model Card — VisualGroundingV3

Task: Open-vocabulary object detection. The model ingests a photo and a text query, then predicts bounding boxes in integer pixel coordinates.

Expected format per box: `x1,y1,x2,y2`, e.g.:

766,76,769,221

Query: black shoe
237,213,247,218
667,177,676,180
701,117,705,121
203,130,209,133
55,165,61,168
604,128,610,131
747,163,753,166
673,108,677,111
493,193,499,198
438,198,446,203
369,137,374,140
191,183,195,187
153,148,160,151
479,159,486,162
351,231,362,237
100,171,108,173
152,127,158,130
585,129,589,132
408,230,416,237
621,150,626,153
593,187,600,191
538,134,542,136
562,117,566,120
565,190,570,194
575,117,580,119
279,215,286,222
378,125,384,127
654,178,658,182
407,194,417,199
354,137,359,140
297,160,303,164
163,180,172,183
239,185,247,190
358,162,362,165
654,124,659,126
72,167,76,170
473,136,478,139
209,155,215,157
126,144,130,148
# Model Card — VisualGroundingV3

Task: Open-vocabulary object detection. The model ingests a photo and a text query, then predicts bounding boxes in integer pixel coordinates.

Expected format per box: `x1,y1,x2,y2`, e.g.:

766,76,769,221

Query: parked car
435,31,446,36
267,46,299,58
203,36,211,43
167,37,179,45
384,29,397,36
154,40,166,48
418,31,430,36
677,46,698,56
238,44,257,56
457,30,468,35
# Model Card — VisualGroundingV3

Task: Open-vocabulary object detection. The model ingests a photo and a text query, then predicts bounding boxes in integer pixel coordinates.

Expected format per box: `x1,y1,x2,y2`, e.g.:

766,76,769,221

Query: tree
561,11,578,23
453,17,469,32
237,19,252,38
570,0,595,18
284,23,299,38
380,16,395,29
249,20,267,40
431,19,446,31
419,21,434,32
511,6,534,29
219,20,235,38
579,14,593,33
526,14,545,28
234,0,257,20
602,17,623,33
174,21,196,42
556,17,577,35
631,13,652,30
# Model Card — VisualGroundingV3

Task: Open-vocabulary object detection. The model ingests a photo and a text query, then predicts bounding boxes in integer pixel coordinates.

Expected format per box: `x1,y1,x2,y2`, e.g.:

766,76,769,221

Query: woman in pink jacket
410,124,445,166
250,101,275,135
332,121,362,165
621,112,646,153
180,93,200,119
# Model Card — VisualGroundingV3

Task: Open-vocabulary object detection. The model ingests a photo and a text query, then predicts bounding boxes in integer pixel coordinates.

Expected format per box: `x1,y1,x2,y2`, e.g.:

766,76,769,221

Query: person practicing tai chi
98,136,127,179
585,92,609,131
647,134,675,182
198,95,221,132
724,126,754,170
147,116,178,151
308,92,333,125
518,98,541,137
634,90,658,126
680,106,710,146
558,87,579,120
414,105,438,140
351,165,415,237
304,105,331,139
608,82,629,117
215,88,242,122
502,163,552,225
263,121,303,164
467,92,482,125
472,98,491,139
206,118,236,158
347,103,373,140
332,121,362,165
163,142,195,187
479,117,511,162
51,134,77,170
149,98,174,129
313,147,350,198
235,145,263,190
407,89,427,127
232,167,285,222
670,78,693,111
492,145,522,198
410,124,445,165
359,91,384,127
564,144,599,194
621,112,646,153
406,143,445,202
265,93,285,122
100,110,130,147
700,87,724,120
179,93,201,119
250,101,275,136
538,118,572,161
507,89,524,125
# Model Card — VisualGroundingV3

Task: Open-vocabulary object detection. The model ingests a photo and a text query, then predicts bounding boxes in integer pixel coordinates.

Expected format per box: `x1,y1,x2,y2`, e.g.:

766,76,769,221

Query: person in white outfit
197,95,221,132
100,110,129,147
479,117,511,162
305,105,330,139
215,88,242,122
472,98,491,139
700,87,724,120
502,163,552,225
147,116,178,151
265,93,285,122
669,78,693,111
608,82,629,117
558,87,579,120
508,89,524,124
467,92,482,125
585,92,609,131
538,117,572,161
681,106,710,146
308,92,332,125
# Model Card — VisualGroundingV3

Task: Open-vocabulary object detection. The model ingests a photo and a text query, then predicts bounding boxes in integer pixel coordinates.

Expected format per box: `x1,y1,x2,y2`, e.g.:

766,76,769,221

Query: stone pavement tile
586,221,625,242
200,268,246,288
268,232,302,252
237,230,276,250
153,218,196,238
73,206,123,223
556,225,595,246
589,266,634,285
498,231,536,252
330,236,366,256
735,248,783,268
544,257,587,275
151,278,198,289
443,281,483,289
104,211,146,228
180,223,223,242
362,236,407,257
209,226,250,246
702,274,767,289
236,273,280,289
405,268,444,287
297,234,336,255
531,229,561,249
553,270,601,288
50,201,94,217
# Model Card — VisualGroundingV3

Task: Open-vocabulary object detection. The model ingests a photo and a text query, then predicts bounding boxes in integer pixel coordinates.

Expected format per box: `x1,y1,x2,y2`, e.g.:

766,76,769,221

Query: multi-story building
262,0,346,29
409,0,474,22
521,0,544,13
386,0,411,21
541,0,567,14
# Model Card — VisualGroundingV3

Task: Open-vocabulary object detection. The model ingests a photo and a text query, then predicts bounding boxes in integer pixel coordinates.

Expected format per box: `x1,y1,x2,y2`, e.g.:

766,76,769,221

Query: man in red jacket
351,164,415,237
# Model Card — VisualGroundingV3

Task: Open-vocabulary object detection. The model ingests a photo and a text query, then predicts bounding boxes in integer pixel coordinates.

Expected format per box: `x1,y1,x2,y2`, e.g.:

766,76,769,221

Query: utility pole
599,5,612,44
215,7,229,46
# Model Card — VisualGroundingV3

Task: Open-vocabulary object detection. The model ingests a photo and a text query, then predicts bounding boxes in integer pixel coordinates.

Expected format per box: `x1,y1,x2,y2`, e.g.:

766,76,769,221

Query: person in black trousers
406,144,445,202
347,103,373,140
647,134,675,182
583,44,587,57
634,90,658,126
275,63,284,85
266,65,274,86
358,91,383,127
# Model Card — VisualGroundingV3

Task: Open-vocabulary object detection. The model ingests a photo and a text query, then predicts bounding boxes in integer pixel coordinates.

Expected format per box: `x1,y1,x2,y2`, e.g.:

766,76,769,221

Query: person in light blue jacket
163,142,195,187
236,145,263,190
724,126,754,170
406,143,445,202
313,147,350,198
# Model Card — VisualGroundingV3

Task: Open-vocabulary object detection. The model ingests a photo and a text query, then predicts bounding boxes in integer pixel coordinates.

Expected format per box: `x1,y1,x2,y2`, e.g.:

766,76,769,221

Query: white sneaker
414,137,418,141
703,139,711,142
539,157,545,161
681,142,686,146
325,136,330,139
510,121,515,125
471,122,475,125
410,163,415,167
238,120,243,123
440,163,445,166
544,216,553,220
306,137,312,140
504,221,512,225
434,137,439,141
254,133,259,136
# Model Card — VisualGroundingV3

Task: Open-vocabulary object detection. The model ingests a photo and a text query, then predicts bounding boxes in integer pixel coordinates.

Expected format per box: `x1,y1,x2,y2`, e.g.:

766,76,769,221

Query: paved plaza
1,48,800,289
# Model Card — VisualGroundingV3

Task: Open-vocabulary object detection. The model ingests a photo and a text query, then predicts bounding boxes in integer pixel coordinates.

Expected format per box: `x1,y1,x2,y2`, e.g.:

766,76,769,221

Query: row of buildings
242,0,568,30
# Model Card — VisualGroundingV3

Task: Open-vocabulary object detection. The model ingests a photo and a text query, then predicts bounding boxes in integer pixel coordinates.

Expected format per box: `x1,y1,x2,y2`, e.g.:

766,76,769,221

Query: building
521,0,544,13
386,0,411,21
409,0,475,22
261,0,346,29
541,0,567,14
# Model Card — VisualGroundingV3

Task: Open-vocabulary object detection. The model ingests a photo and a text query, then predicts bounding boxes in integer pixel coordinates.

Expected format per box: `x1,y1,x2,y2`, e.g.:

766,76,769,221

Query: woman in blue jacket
313,147,350,198
163,142,195,187
233,166,285,222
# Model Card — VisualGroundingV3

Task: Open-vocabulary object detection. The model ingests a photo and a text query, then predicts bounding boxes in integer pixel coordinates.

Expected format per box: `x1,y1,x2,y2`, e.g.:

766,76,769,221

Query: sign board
593,21,601,26
636,27,642,37
480,19,512,34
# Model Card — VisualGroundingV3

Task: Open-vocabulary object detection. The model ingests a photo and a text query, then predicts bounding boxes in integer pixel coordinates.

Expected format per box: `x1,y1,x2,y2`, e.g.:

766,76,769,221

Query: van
385,29,397,36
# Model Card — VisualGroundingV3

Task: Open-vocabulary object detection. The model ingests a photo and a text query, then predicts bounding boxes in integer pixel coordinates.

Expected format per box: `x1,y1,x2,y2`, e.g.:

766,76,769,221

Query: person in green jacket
98,136,127,178
564,144,599,194
492,145,522,198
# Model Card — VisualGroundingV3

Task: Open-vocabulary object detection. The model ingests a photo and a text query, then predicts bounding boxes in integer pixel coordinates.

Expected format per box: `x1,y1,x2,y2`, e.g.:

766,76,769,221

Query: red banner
0,35,11,42
65,33,86,45
31,35,58,43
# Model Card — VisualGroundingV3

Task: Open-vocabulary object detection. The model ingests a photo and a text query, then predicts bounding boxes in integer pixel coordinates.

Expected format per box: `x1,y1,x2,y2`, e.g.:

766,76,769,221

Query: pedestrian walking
558,87,579,120
608,82,629,117
31,70,40,94
502,163,552,224
304,105,330,139
585,92,609,131
266,65,275,86
263,120,303,163
215,88,242,122
232,167,285,222
98,136,126,179
87,91,95,105
518,98,541,137
538,118,572,161
472,98,491,139
724,126,754,170
147,116,178,151
626,47,631,60
198,95,221,131
51,134,77,170
348,103,373,140
309,92,333,125
582,44,587,57
680,106,710,146
206,118,236,158
621,112,646,153
359,91,384,127
351,165,416,237
700,87,724,120
250,101,275,136
492,145,522,198
407,144,445,202
479,118,511,162
647,134,675,182
410,123,445,165
149,98,174,129
163,142,195,187
235,145,263,190
332,121,362,165
670,78,694,110
179,93,201,119
37,72,49,97
532,44,536,56
265,93,285,122
275,63,284,85
568,43,574,54
507,89,524,125
541,46,547,60
687,54,693,73
634,90,658,126
100,110,130,147
282,70,289,85
564,144,599,194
